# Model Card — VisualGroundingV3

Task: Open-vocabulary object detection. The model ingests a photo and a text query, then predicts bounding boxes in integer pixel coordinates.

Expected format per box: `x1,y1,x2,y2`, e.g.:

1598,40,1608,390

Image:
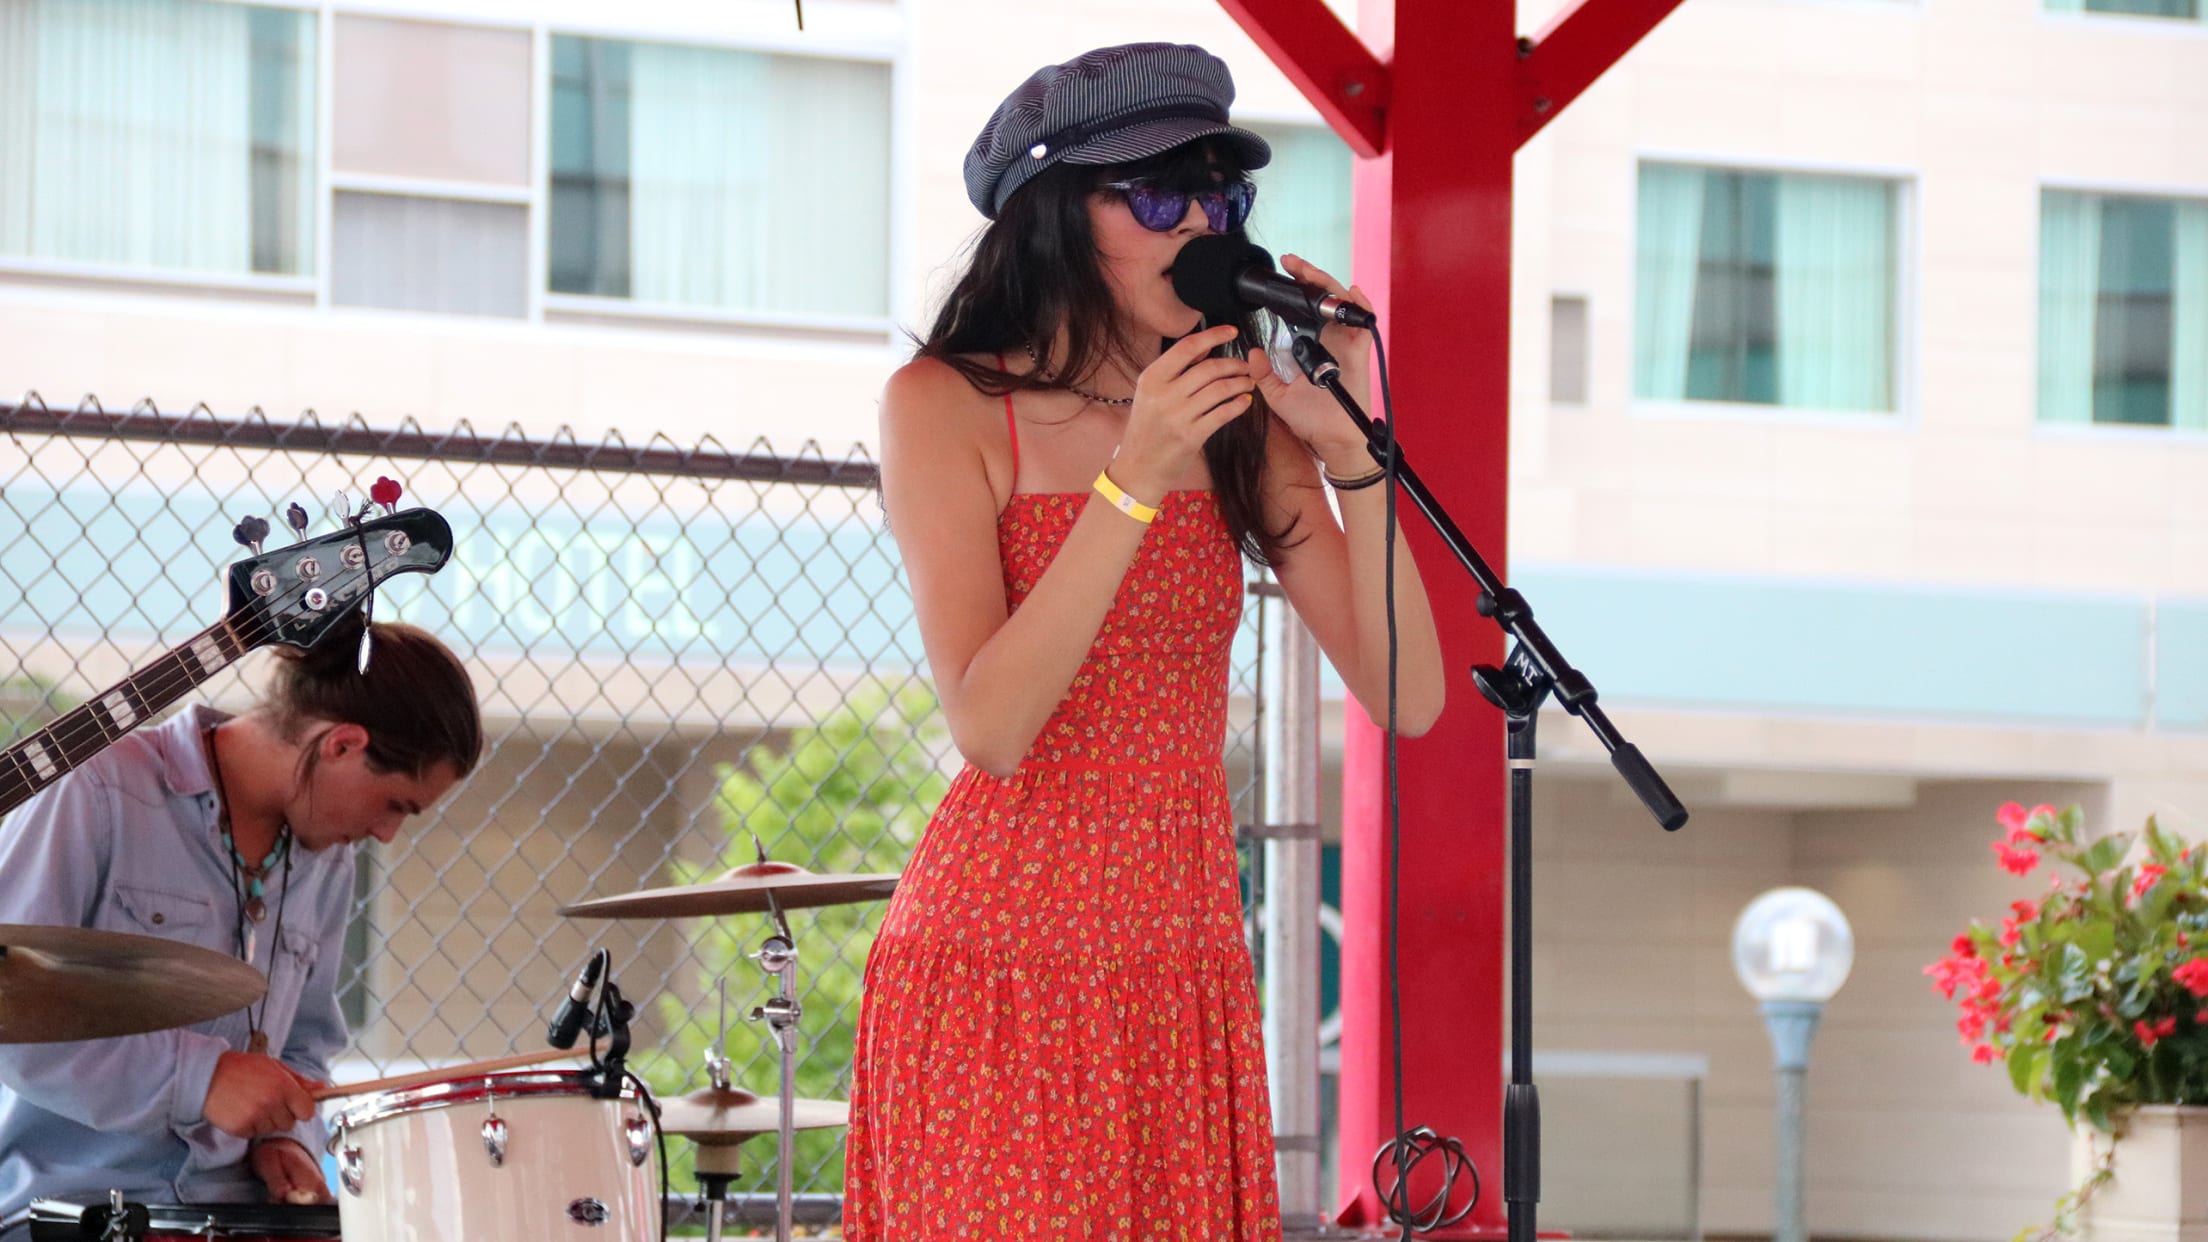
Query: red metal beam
1514,0,1693,146
1214,0,1392,157
1222,0,1683,1233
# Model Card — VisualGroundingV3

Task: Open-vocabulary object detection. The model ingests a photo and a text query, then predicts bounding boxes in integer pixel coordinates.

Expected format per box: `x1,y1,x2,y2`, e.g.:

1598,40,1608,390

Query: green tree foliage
647,682,948,1200
0,672,67,748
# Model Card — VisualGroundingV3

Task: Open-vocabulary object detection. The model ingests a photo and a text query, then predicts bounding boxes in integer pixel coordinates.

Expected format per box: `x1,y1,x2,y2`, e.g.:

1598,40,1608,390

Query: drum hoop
28,1199,342,1238
332,1068,638,1130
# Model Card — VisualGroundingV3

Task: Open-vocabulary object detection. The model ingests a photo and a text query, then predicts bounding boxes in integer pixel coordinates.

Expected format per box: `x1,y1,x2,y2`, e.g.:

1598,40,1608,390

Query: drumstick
311,1048,587,1101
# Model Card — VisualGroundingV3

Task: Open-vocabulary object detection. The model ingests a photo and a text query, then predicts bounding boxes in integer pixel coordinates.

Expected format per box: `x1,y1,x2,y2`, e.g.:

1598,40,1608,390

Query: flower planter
2076,1106,2208,1242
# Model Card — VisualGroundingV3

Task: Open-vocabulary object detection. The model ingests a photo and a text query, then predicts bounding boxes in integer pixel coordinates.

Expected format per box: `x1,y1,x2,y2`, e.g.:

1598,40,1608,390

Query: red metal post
1328,0,1517,1230
1215,0,1691,1233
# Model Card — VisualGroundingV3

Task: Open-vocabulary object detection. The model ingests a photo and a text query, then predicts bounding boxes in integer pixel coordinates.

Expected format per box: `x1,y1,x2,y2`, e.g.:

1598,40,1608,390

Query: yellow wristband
1092,470,1159,525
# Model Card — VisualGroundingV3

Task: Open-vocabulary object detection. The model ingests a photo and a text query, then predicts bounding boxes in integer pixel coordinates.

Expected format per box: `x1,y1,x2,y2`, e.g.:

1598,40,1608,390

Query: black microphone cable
1365,331,1480,1236
580,964,669,1242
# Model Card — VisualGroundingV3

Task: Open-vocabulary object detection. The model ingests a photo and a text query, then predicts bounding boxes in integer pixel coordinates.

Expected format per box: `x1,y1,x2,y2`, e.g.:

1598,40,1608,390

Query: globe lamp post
1732,887,1854,1242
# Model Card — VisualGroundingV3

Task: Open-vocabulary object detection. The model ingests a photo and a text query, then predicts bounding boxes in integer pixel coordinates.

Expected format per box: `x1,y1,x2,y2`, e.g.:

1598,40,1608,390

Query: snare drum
26,1199,341,1242
328,1068,659,1242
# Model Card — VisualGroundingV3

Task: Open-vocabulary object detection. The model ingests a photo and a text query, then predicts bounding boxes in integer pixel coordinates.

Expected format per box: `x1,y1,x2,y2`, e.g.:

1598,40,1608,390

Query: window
1635,163,1898,413
2046,0,2198,19
548,36,891,320
2039,190,2208,429
0,0,316,278
1245,123,1354,286
332,193,528,317
328,17,529,319
1552,295,1590,404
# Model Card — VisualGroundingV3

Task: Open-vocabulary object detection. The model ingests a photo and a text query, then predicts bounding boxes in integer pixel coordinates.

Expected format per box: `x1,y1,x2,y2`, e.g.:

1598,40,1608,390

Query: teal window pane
1636,162,1896,411
546,35,890,318
1685,171,1780,404
2084,0,2197,18
549,36,631,298
2040,189,2208,430
1245,122,1354,287
2094,197,2176,426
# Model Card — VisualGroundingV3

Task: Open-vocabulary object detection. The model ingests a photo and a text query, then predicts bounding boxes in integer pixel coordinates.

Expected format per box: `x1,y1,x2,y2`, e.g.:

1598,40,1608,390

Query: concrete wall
1527,772,2130,1239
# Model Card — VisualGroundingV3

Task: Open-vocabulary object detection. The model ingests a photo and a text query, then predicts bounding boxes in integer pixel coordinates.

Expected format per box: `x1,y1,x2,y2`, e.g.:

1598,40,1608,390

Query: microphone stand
1286,330,1689,1242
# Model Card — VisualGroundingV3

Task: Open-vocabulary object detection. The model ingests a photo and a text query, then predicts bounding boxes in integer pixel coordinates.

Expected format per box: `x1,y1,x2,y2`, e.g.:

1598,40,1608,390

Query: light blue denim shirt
0,705,354,1229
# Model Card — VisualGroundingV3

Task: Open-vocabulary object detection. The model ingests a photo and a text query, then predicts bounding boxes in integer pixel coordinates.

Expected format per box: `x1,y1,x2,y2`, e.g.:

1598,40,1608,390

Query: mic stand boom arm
1287,330,1688,1242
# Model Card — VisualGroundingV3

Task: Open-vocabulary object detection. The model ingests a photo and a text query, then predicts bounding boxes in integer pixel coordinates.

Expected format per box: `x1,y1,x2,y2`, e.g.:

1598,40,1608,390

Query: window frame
0,0,909,346
1627,149,1922,430
2039,0,2208,29
535,25,902,336
2034,175,2208,442
0,0,324,297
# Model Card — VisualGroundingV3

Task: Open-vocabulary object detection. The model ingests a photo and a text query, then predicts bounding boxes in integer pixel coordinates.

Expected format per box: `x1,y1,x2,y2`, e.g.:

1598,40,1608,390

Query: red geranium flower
1992,839,2041,877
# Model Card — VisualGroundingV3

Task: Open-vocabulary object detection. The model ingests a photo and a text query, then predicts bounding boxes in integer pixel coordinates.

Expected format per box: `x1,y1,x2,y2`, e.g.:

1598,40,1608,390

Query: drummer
0,618,482,1233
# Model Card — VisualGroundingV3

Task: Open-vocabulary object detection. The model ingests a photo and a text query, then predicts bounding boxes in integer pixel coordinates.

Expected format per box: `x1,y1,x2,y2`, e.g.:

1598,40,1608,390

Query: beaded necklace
203,724,294,1056
1022,342,1134,407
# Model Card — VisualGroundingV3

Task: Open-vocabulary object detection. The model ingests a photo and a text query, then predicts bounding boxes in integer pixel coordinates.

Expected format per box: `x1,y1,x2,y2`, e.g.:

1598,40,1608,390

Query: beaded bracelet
1092,470,1159,524
1323,464,1388,492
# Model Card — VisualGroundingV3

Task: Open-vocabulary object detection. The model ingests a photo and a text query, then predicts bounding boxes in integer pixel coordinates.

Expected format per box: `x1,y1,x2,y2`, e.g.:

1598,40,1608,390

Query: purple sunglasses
1098,177,1257,233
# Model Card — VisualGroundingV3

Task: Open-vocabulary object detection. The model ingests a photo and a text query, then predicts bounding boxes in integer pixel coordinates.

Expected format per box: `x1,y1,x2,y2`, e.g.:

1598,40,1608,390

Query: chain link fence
0,396,1281,1215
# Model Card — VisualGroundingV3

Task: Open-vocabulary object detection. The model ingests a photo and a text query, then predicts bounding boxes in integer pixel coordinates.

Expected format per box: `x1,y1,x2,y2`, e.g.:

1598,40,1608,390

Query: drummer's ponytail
263,615,485,780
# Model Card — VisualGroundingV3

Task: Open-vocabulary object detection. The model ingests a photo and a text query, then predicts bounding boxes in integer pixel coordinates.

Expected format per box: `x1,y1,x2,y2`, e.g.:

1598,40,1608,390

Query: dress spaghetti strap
995,353,1021,487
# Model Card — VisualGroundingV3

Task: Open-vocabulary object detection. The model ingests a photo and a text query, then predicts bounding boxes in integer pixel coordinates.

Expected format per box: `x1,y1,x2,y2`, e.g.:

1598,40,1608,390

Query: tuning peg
327,491,350,529
370,476,403,517
231,515,271,556
285,502,310,541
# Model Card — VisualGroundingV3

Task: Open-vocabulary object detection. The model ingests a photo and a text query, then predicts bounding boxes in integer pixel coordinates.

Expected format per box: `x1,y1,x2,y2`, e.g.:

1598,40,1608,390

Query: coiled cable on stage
1373,1125,1481,1232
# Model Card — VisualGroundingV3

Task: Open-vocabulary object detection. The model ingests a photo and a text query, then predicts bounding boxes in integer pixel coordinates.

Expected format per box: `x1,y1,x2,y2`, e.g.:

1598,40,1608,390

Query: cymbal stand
695,981,737,1242
746,870,801,1242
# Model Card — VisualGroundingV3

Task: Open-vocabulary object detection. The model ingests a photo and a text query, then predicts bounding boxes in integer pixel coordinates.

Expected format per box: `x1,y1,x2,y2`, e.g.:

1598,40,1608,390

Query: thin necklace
204,724,294,1057
1022,342,1133,407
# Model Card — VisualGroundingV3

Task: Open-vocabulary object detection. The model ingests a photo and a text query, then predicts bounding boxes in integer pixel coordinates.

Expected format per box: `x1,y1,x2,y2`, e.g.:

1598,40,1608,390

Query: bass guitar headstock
224,479,453,652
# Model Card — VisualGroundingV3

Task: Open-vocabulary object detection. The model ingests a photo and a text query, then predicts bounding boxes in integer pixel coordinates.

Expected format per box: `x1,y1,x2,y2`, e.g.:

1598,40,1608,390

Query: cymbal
0,924,267,1044
657,1084,849,1145
558,861,899,920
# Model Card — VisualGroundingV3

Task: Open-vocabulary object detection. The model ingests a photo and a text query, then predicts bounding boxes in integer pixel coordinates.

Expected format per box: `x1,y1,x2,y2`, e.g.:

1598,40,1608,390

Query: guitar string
0,536,417,792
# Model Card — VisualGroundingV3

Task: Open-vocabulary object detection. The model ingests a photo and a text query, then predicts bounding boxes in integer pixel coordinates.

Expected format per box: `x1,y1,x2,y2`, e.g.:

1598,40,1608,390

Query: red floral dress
844,490,1282,1241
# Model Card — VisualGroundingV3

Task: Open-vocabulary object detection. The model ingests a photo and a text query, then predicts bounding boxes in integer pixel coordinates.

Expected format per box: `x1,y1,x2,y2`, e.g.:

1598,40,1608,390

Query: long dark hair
918,138,1298,566
265,617,484,781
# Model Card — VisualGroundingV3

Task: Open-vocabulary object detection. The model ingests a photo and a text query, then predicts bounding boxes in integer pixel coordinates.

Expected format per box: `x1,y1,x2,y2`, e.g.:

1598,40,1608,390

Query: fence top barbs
2,396,885,489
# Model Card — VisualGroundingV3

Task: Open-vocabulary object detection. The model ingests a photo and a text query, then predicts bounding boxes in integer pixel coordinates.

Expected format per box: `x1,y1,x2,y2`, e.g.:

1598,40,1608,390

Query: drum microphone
545,947,609,1049
1171,234,1376,331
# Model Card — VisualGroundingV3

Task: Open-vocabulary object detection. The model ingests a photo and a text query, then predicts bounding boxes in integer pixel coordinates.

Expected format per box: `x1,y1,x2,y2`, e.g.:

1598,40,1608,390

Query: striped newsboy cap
963,43,1272,220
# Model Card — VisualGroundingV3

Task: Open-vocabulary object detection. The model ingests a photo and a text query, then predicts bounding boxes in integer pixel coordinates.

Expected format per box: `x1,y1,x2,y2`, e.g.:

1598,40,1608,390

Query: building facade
3,0,2207,1236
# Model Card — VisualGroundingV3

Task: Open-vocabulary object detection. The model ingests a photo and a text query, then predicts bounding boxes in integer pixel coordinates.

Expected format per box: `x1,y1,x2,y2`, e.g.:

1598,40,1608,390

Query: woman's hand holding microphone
1104,324,1257,504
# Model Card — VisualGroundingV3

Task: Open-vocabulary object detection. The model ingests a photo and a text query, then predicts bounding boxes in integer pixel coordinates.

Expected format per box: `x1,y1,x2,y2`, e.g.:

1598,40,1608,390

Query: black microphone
545,948,608,1049
1172,234,1376,331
